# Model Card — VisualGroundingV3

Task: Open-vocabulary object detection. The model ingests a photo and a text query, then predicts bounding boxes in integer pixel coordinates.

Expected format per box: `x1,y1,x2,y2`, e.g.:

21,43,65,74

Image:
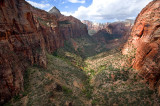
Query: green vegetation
37,17,52,26
4,36,160,106
82,79,94,99
58,20,71,25
62,86,72,95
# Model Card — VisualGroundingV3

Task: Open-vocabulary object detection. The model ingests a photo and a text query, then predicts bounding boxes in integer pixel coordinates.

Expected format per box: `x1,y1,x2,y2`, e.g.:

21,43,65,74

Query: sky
26,0,153,23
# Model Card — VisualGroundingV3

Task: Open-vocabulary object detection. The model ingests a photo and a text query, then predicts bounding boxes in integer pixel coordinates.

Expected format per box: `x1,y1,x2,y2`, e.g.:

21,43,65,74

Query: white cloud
26,0,52,10
68,0,85,4
61,11,74,16
63,0,152,22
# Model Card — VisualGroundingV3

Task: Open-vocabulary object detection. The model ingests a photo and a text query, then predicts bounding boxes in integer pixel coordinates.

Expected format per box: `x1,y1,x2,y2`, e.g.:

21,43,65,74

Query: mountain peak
49,6,61,17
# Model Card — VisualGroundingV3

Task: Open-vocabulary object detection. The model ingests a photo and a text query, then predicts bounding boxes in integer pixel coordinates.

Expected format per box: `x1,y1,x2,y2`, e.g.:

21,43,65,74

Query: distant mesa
49,6,62,17
82,19,134,36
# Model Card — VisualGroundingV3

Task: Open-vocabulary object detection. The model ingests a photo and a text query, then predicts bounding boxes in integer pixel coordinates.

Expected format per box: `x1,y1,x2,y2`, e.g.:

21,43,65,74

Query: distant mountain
82,19,134,35
92,21,132,49
82,20,108,35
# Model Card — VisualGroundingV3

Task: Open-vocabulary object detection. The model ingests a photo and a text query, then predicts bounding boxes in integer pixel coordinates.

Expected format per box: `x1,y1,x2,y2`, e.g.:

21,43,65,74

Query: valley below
3,36,160,106
0,0,160,105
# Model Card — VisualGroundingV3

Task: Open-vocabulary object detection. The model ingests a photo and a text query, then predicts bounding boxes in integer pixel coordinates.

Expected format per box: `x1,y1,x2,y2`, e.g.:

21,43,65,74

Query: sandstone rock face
122,0,160,90
0,0,88,104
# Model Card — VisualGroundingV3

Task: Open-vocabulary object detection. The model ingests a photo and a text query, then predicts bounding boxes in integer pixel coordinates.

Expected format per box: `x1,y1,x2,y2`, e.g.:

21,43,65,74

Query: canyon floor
4,36,160,106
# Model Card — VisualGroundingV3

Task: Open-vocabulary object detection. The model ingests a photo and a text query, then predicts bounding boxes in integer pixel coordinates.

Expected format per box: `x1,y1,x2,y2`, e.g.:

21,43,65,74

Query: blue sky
26,0,92,13
26,0,152,23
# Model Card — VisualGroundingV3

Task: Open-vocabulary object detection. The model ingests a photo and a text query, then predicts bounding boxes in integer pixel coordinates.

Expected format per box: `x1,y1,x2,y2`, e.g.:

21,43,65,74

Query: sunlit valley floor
4,36,160,106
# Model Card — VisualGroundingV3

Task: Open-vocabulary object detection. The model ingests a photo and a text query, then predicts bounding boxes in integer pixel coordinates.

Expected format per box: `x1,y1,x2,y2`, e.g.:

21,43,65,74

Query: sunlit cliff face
122,0,160,91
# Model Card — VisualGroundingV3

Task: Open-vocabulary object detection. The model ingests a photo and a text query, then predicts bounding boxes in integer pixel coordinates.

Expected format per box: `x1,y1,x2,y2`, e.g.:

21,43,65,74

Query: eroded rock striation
123,0,160,91
0,0,88,104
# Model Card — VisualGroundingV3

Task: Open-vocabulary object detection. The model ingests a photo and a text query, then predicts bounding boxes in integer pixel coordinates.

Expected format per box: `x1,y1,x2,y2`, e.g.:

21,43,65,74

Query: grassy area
83,49,160,105
52,37,160,105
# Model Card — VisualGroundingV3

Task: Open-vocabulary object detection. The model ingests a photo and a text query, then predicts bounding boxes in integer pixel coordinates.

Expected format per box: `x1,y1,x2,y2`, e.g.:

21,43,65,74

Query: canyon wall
0,0,88,104
123,0,160,91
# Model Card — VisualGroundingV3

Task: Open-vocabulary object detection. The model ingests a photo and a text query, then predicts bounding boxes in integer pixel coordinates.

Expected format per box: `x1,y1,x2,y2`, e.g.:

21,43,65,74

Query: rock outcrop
122,0,160,91
0,0,88,104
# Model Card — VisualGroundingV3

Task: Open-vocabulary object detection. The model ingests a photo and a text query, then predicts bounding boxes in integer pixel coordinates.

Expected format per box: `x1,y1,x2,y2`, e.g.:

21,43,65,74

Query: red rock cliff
122,0,160,90
0,0,88,104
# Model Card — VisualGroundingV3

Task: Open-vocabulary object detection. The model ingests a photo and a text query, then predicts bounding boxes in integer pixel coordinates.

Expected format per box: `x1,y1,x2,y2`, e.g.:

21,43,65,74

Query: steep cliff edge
122,0,160,91
0,0,88,104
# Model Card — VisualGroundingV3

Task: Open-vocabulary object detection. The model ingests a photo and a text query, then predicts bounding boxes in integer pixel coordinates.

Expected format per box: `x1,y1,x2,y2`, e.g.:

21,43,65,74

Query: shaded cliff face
122,0,160,90
58,16,88,40
0,0,88,104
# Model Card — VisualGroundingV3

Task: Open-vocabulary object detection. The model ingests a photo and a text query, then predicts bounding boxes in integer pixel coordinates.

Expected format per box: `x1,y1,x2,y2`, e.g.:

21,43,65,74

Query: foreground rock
123,0,160,91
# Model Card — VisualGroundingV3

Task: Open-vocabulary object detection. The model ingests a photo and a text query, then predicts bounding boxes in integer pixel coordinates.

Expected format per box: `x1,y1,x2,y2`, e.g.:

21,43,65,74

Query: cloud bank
63,0,152,22
26,0,52,11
